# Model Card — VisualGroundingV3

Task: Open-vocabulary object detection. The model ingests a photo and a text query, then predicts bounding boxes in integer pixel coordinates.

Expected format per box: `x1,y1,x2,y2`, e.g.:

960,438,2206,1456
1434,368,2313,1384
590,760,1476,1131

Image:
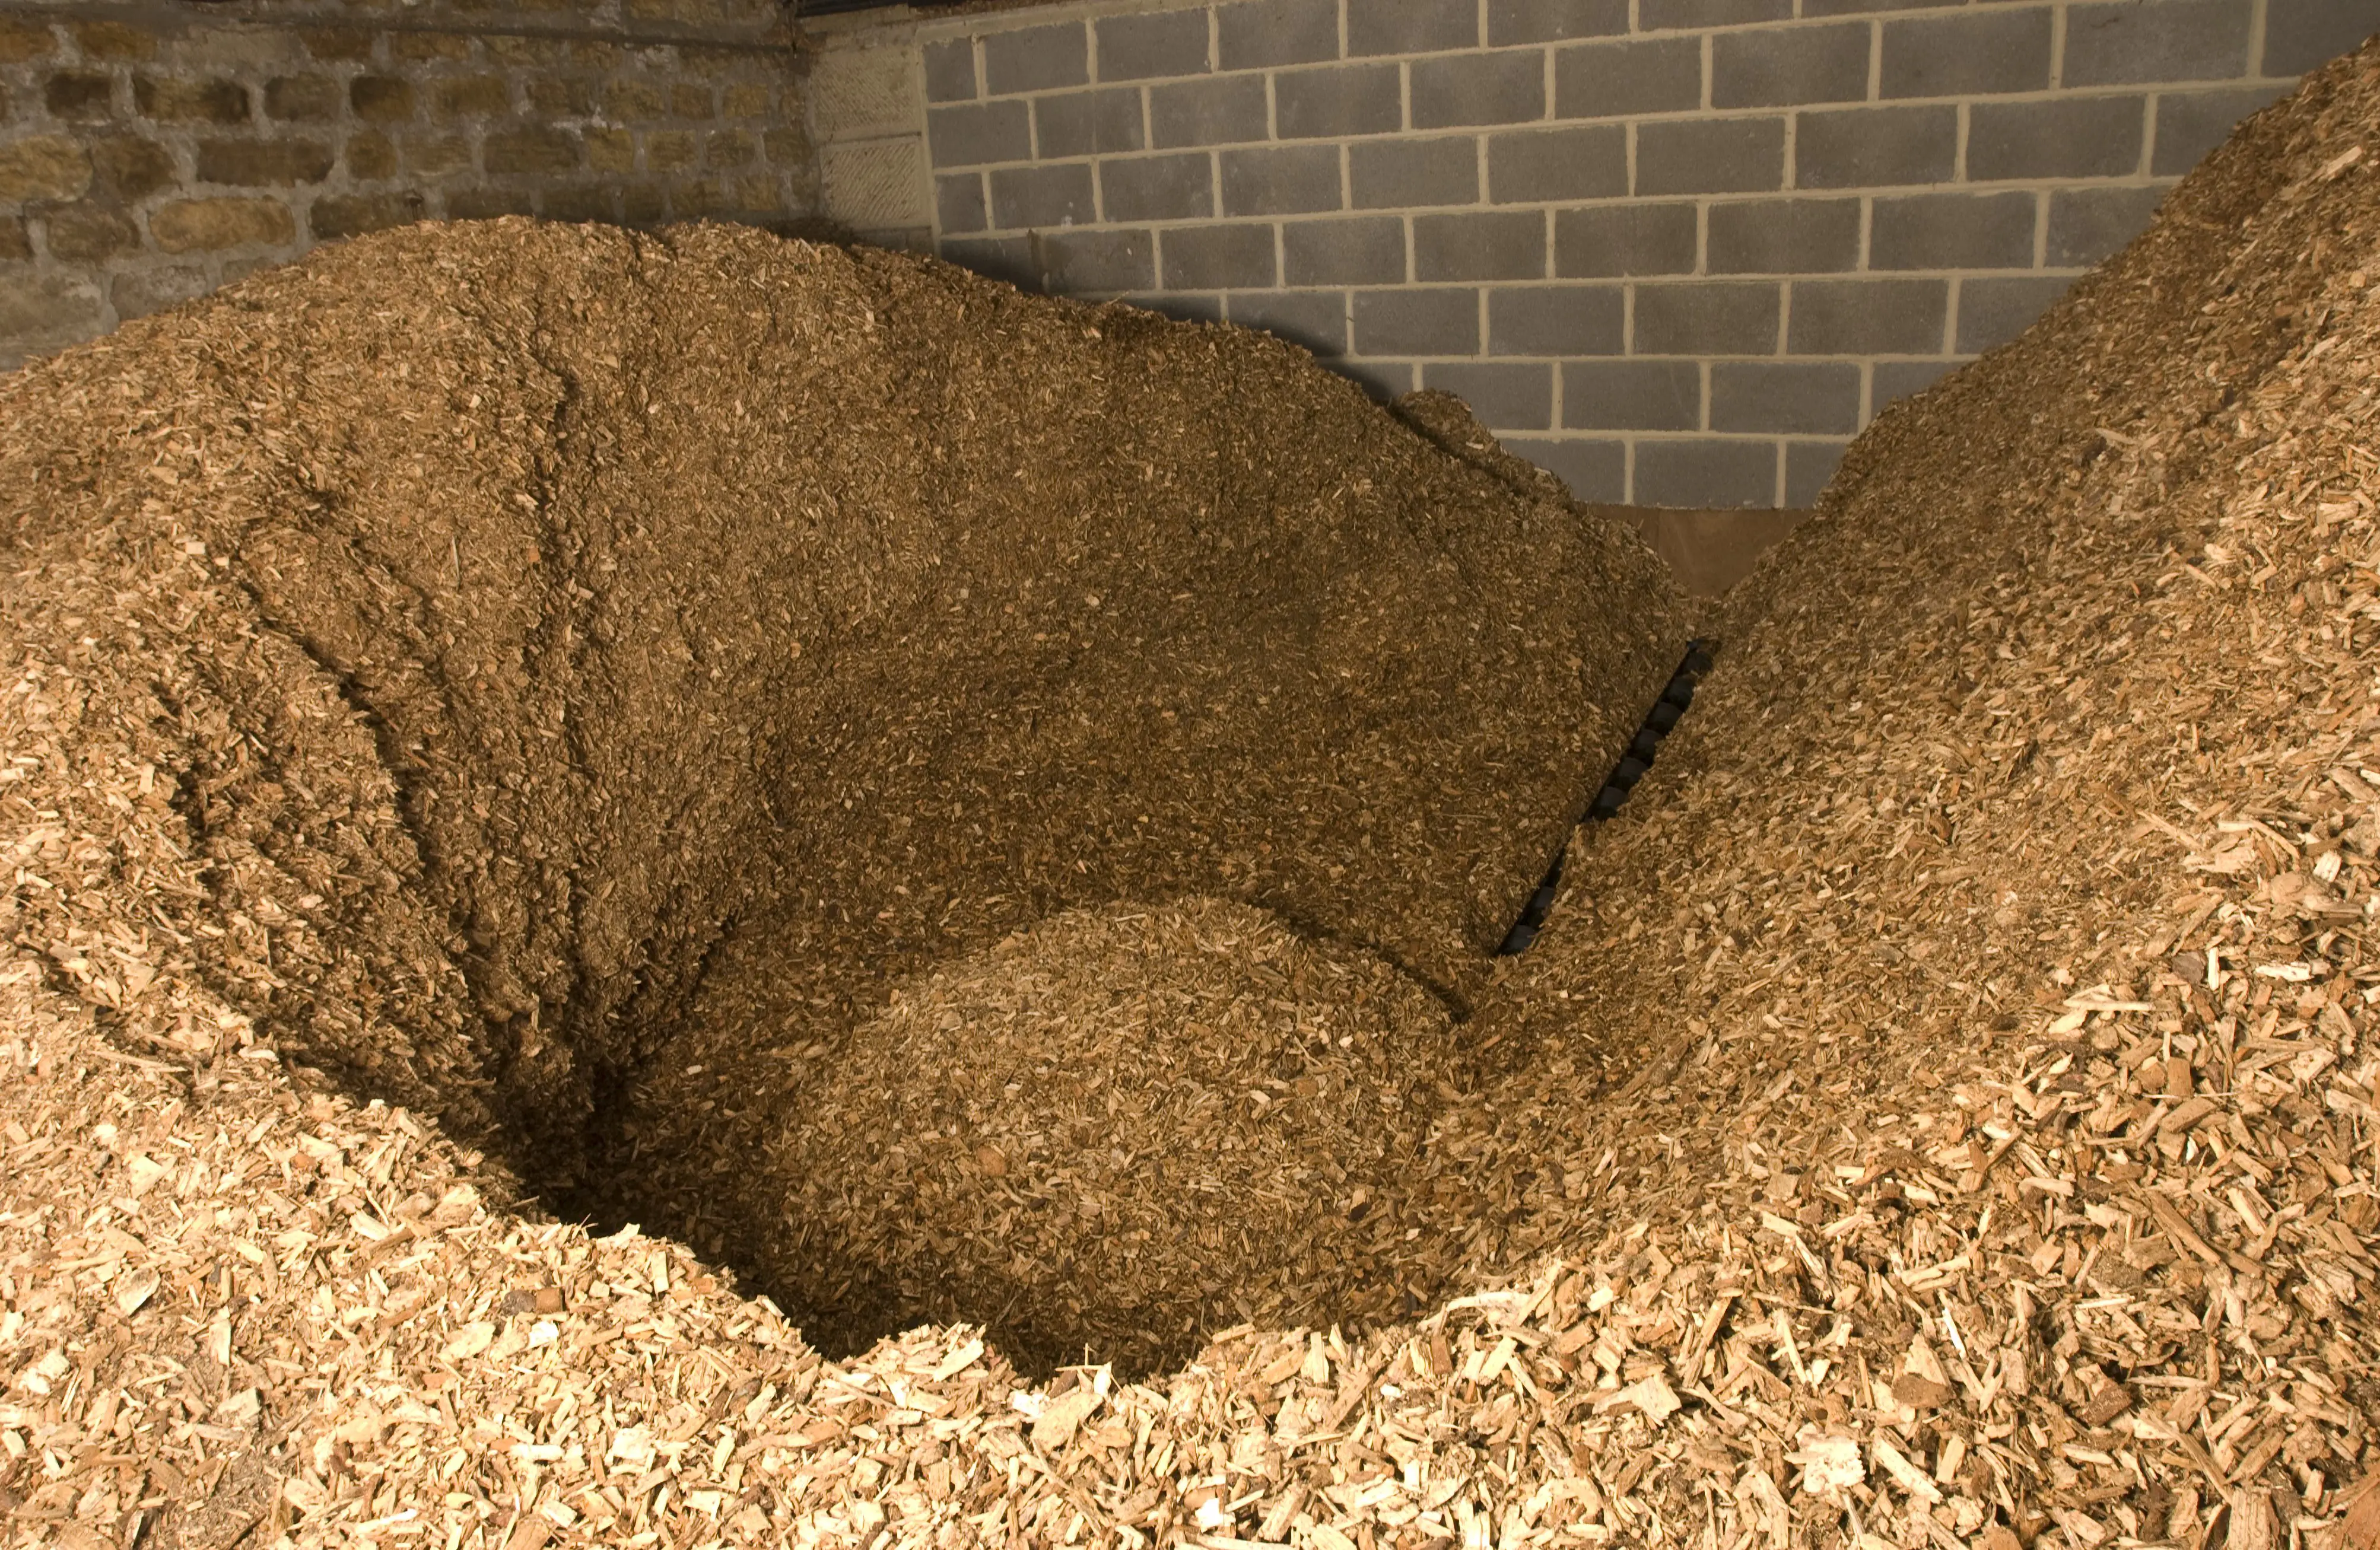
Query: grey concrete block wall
827,0,2380,509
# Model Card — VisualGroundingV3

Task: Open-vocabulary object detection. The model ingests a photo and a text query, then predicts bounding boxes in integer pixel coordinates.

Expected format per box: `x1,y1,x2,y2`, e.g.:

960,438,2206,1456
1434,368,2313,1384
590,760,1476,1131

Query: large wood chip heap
7,38,2380,1550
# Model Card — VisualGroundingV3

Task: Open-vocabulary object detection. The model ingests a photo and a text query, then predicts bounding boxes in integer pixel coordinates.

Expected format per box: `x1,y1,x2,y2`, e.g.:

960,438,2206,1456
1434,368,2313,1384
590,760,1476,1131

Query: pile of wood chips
7,34,2380,1550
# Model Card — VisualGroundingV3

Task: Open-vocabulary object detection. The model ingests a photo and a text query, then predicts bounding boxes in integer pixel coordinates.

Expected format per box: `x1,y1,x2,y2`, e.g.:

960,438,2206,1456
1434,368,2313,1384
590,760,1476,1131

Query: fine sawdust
8,39,2380,1550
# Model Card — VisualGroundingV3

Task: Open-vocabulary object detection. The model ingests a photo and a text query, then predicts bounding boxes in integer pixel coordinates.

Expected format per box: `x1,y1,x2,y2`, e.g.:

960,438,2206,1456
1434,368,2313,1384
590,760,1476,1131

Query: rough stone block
1489,124,1624,203
527,77,596,117
1149,75,1269,148
1036,88,1146,158
1216,0,1341,70
1160,221,1277,288
1348,0,1478,56
1632,280,1780,354
606,79,668,120
70,21,154,61
1282,214,1405,284
1552,202,1695,276
1870,190,2036,270
1352,285,1478,353
1097,10,1209,81
706,128,756,170
404,133,472,176
723,83,772,119
584,128,635,175
1553,37,1701,119
1709,360,1859,434
1786,275,1947,353
1707,197,1858,273
1967,94,2144,180
0,218,26,262
928,100,1032,167
2044,183,2166,266
264,74,338,121
1561,358,1699,428
1955,273,2072,353
1635,117,1786,195
196,136,335,186
1225,288,1346,355
2151,85,2289,175
134,77,253,126
1038,226,1155,290
1711,23,1869,108
646,129,697,172
1352,136,1478,208
109,264,208,320
0,19,55,63
446,187,537,220
763,126,814,175
671,83,714,119
938,170,989,233
389,33,473,62
1424,360,1553,429
1412,50,1547,129
1101,152,1214,221
42,202,138,261
1871,357,1959,406
1506,437,1625,499
1794,103,1955,187
0,135,92,202
1488,284,1623,353
990,161,1096,227
485,126,582,175
296,26,373,63
983,23,1088,96
1634,438,1777,507
1489,0,1629,45
151,195,293,252
2064,0,2251,84
1641,0,1791,28
1785,440,1847,504
1879,9,2052,97
0,272,104,362
437,74,512,118
1276,63,1403,140
924,39,978,104
539,184,618,223
622,183,667,224
348,75,416,123
1415,209,1546,280
2265,0,2380,72
48,72,118,120
1219,144,1341,214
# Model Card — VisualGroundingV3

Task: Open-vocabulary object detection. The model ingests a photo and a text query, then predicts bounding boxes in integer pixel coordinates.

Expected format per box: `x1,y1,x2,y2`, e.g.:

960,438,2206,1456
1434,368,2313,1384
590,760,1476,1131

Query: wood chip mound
7,40,2380,1550
761,897,1459,1377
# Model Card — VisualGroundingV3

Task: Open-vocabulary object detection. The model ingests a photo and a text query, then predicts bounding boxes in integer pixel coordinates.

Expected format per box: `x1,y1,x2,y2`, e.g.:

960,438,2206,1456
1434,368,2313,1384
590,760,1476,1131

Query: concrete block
1352,285,1478,353
1150,75,1269,147
1633,438,1777,507
1552,202,1695,276
1127,291,1225,323
1489,284,1624,353
1553,37,1701,118
1641,0,1790,27
1635,117,1786,195
940,234,1040,290
1632,280,1780,354
1625,505,1807,591
1334,357,1417,399
928,100,1031,168
2265,0,2380,72
42,202,138,261
823,137,927,230
1786,276,1947,353
1708,197,1859,274
990,161,1096,227
310,189,427,238
1955,273,2072,353
1226,288,1347,354
1415,209,1547,279
1348,0,1478,56
89,136,172,199
151,194,293,252
1967,95,2145,180
2151,85,2289,175
1869,191,2036,270
1785,440,1846,505
1412,50,1547,129
1219,143,1341,214
1425,360,1553,429
1561,358,1700,429
1217,0,1342,70
1282,214,1406,284
1507,437,1626,500
1710,360,1860,434
938,171,989,233
1796,104,1955,188
1489,123,1625,203
1097,11,1209,81
1101,151,1213,221
1161,221,1276,288
2064,0,2251,84
195,136,336,186
1037,89,1147,158
924,39,977,104
1351,136,1479,208
1489,0,1629,45
983,24,1088,96
1276,63,1403,139
810,44,919,139
1038,226,1156,291
1872,357,1960,406
1879,8,2052,97
1711,23,1870,109
2044,183,2169,266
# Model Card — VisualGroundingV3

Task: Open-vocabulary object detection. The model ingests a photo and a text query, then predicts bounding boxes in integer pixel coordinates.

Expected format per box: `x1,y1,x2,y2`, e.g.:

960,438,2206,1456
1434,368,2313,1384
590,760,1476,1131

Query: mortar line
1772,440,1786,511
1622,437,1634,503
1701,33,1713,112
1867,20,1882,101
2245,0,2268,78
1953,100,1969,183
2033,189,2049,269
2141,94,2162,179
2048,2,2066,90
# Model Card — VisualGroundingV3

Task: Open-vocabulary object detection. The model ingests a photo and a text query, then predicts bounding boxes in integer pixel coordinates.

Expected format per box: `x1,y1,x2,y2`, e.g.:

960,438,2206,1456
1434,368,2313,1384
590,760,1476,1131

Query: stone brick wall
1,0,815,370
803,0,2380,508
